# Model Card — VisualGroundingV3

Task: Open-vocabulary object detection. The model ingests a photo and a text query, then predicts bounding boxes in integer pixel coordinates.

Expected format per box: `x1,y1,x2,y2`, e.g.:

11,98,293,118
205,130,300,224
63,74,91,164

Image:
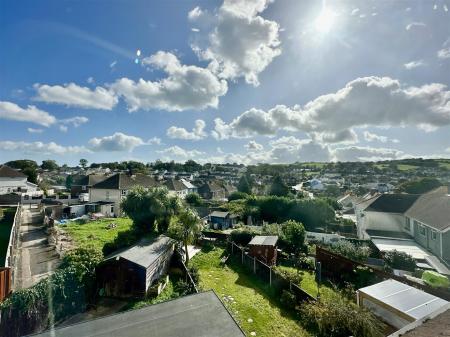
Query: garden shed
209,211,237,230
248,235,278,265
96,235,174,298
357,279,449,329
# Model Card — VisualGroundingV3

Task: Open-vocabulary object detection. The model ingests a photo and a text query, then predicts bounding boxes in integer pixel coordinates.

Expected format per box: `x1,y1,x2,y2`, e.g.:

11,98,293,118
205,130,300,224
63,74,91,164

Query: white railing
4,204,21,277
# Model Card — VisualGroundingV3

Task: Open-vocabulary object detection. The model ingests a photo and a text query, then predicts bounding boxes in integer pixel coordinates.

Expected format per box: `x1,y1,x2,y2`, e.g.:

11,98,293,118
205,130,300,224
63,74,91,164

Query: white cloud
59,125,68,133
213,77,450,142
34,83,118,110
87,77,95,84
404,60,426,69
27,128,44,134
0,101,57,127
166,119,207,140
111,51,227,112
88,132,146,152
157,145,204,158
148,137,162,145
59,116,89,127
333,146,404,162
351,8,360,16
245,140,264,151
188,6,204,21
191,28,200,32
192,0,281,86
363,131,390,143
110,60,117,68
0,141,89,155
405,22,426,31
437,47,450,60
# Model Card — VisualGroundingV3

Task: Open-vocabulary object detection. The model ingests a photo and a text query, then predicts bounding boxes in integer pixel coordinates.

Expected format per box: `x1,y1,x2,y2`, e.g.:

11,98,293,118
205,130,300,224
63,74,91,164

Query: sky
1,0,450,166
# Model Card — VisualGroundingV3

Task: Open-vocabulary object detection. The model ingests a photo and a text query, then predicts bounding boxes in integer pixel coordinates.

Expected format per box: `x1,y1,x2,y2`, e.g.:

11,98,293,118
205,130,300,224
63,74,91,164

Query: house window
111,206,114,214
404,217,411,231
419,225,426,236
431,231,437,241
121,190,127,196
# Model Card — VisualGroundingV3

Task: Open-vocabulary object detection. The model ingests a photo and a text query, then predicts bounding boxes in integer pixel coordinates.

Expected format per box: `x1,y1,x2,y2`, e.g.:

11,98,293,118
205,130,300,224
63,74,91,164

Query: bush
230,229,255,245
300,290,384,337
62,246,103,282
328,240,371,262
185,193,203,206
384,250,416,272
228,191,249,201
280,290,297,310
102,230,140,256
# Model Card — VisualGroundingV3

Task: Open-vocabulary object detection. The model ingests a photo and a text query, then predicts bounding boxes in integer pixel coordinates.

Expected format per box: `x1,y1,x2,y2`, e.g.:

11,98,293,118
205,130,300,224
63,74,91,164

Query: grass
189,246,311,337
397,164,418,171
123,279,178,311
61,217,133,251
0,207,15,267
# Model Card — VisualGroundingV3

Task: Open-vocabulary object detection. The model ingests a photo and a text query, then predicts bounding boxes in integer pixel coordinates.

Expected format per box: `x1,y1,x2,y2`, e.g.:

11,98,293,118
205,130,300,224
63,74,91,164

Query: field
0,207,15,267
189,246,311,337
62,217,133,251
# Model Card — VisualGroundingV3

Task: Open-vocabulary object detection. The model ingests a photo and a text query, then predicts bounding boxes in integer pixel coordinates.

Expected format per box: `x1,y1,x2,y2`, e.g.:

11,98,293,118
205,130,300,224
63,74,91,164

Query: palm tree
174,209,201,264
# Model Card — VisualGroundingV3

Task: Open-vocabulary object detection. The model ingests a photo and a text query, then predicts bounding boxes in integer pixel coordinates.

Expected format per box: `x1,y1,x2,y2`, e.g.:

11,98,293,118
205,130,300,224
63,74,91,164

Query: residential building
89,172,160,215
70,174,109,197
163,179,190,199
197,180,228,200
0,165,42,196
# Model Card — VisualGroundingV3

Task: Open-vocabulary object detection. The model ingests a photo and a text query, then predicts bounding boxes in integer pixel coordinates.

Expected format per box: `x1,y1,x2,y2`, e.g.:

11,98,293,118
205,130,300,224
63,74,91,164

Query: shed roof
364,193,420,213
359,279,448,321
248,235,278,246
405,187,450,232
210,211,230,218
30,291,245,337
104,235,173,269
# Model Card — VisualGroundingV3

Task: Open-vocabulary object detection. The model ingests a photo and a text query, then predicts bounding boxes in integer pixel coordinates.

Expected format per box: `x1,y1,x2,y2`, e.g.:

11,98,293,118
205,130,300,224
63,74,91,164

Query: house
89,172,160,215
180,178,197,194
209,211,237,230
96,235,174,298
357,279,448,330
163,179,190,199
0,165,42,196
62,201,115,218
70,174,108,197
33,291,245,337
197,180,227,200
248,235,278,265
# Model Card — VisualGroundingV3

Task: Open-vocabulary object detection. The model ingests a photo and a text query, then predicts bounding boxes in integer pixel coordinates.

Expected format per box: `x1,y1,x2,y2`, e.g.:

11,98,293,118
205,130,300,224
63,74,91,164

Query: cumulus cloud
191,0,281,86
437,47,450,60
0,101,57,127
245,140,264,151
333,146,404,162
111,51,227,112
167,119,207,140
34,83,118,110
0,141,89,155
188,6,204,21
27,128,44,134
89,132,146,152
363,131,399,143
157,145,204,158
213,76,450,142
59,116,89,127
404,60,426,69
148,137,162,145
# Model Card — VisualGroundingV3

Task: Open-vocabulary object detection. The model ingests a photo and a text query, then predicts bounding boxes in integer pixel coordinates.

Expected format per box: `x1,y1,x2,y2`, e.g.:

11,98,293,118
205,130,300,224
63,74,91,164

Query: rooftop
31,291,245,337
364,193,420,213
248,235,278,246
92,173,160,190
0,165,26,178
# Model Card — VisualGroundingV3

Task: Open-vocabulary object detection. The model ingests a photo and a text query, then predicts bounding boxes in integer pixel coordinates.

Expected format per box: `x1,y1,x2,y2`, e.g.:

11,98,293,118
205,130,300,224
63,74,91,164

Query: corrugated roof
0,165,26,178
364,194,420,213
405,187,450,232
359,279,448,321
31,291,245,337
248,235,278,246
104,235,173,269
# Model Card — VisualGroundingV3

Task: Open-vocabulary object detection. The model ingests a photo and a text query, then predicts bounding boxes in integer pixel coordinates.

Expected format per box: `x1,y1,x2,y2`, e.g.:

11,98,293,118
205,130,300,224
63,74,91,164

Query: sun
314,8,336,33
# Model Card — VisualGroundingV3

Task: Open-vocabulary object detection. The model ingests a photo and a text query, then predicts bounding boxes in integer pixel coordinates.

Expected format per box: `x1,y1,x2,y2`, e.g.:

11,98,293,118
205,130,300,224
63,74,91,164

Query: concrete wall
89,188,122,215
0,178,39,195
358,211,406,239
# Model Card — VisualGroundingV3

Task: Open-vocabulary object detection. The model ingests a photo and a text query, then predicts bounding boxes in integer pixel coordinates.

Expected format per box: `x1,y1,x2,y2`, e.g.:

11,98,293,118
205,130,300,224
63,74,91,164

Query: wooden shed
248,235,278,265
96,235,174,298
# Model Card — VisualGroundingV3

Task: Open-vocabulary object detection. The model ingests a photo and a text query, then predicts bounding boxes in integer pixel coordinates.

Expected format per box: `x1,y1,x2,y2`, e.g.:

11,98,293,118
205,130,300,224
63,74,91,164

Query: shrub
280,290,297,310
384,250,416,272
274,267,303,285
228,191,249,201
102,230,140,256
329,240,371,262
230,229,255,245
185,193,203,206
300,291,384,337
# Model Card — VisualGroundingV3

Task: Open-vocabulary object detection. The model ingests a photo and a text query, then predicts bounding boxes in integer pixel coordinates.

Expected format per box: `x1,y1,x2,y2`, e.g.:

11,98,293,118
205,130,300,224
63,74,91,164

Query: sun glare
314,8,336,33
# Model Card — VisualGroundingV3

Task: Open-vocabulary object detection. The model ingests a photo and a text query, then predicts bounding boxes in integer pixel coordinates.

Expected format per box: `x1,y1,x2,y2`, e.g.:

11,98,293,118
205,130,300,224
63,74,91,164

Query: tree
228,191,248,201
396,177,441,194
269,175,290,197
168,209,201,264
5,159,38,184
65,175,74,189
237,175,252,194
79,159,88,169
281,220,306,254
121,186,181,233
41,160,59,171
185,193,203,206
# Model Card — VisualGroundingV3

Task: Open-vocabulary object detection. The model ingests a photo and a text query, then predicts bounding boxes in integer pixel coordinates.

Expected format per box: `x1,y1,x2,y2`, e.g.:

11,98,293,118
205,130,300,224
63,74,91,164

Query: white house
0,165,42,196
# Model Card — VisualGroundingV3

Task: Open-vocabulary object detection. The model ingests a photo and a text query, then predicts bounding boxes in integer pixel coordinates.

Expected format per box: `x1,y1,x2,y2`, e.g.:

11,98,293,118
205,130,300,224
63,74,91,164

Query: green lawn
0,207,15,267
189,246,311,337
62,217,133,251
397,164,418,171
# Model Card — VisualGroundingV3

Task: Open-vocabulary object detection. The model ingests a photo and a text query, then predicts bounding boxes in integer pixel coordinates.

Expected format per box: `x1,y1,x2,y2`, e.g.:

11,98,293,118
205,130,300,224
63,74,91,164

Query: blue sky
1,0,450,165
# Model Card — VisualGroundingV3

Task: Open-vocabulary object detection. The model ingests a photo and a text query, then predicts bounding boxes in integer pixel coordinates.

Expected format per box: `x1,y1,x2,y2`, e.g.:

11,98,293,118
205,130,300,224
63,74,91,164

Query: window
431,231,437,240
404,217,411,231
121,189,127,196
82,185,87,191
419,225,426,236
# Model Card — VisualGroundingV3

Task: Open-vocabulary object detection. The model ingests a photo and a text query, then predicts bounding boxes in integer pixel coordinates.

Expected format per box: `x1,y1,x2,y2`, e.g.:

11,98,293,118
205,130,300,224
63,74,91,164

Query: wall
359,296,412,329
0,177,27,194
359,211,406,239
442,231,450,263
89,188,121,215
413,219,442,259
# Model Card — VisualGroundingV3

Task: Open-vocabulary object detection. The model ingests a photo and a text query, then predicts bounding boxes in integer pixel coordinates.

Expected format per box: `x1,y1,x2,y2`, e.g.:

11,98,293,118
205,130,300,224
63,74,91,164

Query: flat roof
371,238,431,260
359,279,448,321
248,235,278,246
30,291,245,337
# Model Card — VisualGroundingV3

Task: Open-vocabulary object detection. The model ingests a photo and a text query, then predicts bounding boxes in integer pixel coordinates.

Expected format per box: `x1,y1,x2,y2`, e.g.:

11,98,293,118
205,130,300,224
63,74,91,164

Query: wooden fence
0,268,11,302
229,241,316,303
316,246,450,301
